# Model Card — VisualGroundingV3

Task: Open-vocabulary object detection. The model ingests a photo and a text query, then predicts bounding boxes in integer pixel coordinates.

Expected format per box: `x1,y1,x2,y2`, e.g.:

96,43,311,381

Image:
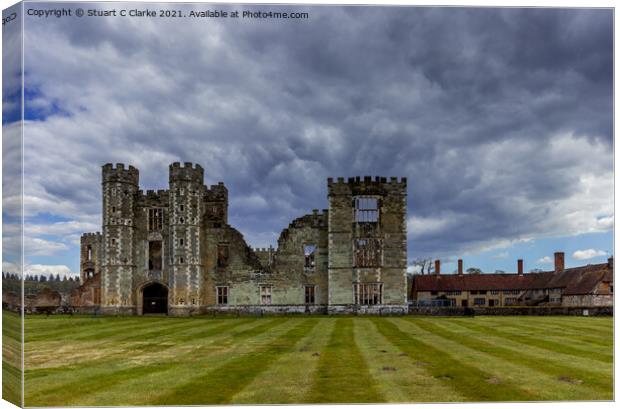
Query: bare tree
412,258,434,275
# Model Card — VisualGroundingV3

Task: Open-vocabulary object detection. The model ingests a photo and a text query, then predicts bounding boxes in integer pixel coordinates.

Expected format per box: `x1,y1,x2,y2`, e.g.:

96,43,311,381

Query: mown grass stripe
152,318,320,405
306,318,384,403
373,318,538,402
412,318,612,395
2,361,22,406
230,318,335,404
25,316,166,342
353,318,465,402
453,319,612,363
489,316,612,335
54,318,293,406
24,318,283,406
476,317,613,346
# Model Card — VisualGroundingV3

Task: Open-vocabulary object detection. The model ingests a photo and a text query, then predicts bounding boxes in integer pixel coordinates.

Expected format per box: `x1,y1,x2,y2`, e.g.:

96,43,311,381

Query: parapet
205,182,228,201
102,163,139,185
81,232,102,243
327,176,407,195
169,162,204,184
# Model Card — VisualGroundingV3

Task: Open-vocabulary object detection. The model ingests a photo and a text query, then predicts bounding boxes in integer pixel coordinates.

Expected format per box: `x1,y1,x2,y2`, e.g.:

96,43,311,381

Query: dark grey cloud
20,4,613,262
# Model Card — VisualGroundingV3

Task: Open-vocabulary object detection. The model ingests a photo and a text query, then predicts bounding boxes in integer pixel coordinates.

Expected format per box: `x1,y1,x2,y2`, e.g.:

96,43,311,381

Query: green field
8,311,615,405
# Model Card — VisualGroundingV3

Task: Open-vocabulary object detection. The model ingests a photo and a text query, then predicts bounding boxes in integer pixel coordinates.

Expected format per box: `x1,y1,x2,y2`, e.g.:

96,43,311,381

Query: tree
467,267,482,275
529,268,543,273
495,270,505,274
412,258,434,275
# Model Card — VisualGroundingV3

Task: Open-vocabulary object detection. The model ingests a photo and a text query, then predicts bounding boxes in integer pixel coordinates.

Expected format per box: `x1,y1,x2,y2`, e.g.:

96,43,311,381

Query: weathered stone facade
77,163,408,316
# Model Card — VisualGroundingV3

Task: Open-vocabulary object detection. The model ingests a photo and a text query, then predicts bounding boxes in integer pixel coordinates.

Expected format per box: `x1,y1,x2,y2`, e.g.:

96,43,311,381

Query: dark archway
142,282,168,314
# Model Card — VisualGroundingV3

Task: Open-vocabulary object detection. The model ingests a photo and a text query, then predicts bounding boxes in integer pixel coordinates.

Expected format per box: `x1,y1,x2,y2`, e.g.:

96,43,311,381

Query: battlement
205,182,228,201
102,163,139,184
327,176,406,196
144,189,169,197
252,246,276,254
327,176,407,186
81,232,102,238
169,162,204,184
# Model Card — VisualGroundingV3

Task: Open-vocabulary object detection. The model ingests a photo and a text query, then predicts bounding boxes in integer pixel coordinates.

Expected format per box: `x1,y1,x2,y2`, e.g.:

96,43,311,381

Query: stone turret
168,162,205,315
101,163,139,314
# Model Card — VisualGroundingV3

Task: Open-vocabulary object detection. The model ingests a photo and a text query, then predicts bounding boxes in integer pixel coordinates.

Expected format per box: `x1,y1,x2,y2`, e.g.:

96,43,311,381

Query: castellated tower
80,232,102,283
168,162,205,316
101,163,139,315
327,176,408,314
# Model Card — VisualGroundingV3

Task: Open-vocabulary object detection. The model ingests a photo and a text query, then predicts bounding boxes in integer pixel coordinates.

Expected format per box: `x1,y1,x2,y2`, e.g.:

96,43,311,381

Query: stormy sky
2,3,613,275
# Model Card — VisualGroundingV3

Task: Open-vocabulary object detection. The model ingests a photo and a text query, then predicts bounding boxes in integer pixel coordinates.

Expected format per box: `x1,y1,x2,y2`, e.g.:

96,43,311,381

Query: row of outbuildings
411,252,613,308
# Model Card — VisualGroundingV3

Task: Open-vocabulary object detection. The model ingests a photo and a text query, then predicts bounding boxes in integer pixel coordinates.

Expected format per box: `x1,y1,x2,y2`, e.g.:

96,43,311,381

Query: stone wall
408,306,613,316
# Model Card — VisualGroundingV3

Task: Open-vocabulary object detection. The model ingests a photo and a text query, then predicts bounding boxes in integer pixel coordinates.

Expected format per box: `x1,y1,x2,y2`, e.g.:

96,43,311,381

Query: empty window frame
354,196,379,223
148,208,164,231
87,246,92,261
217,244,230,268
260,285,272,305
353,283,383,305
304,245,316,271
354,238,381,267
216,286,229,305
305,285,316,304
148,241,162,271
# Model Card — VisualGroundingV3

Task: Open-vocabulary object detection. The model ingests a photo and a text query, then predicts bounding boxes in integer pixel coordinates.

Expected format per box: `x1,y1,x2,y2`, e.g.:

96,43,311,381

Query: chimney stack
458,259,463,275
554,252,565,273
608,256,613,270
434,259,441,275
517,259,523,275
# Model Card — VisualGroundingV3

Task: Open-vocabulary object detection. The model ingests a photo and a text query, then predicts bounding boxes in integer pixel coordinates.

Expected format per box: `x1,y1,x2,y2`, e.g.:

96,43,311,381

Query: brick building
75,163,408,316
412,252,613,308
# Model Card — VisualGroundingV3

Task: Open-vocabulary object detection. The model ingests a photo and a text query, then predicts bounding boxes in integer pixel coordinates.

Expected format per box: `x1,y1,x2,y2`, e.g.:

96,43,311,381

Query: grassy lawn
13,311,613,405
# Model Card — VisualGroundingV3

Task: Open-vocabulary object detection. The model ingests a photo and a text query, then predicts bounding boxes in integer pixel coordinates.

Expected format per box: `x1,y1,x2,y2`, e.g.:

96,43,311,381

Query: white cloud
572,249,608,260
2,262,77,278
537,256,553,264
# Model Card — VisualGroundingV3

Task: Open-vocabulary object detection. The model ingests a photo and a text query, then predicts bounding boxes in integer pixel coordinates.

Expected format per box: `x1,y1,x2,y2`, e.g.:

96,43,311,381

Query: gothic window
148,208,163,231
305,285,315,304
260,285,272,305
87,246,92,261
354,196,379,223
354,238,381,267
217,244,230,268
217,286,229,305
353,283,382,305
304,245,316,271
149,241,162,271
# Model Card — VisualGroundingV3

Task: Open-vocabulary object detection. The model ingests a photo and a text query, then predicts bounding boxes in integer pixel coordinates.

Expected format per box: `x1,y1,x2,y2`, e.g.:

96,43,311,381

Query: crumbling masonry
75,163,408,315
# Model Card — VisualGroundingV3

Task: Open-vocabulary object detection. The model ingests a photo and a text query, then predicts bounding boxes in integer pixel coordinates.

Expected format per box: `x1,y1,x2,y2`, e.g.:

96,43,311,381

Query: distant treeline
2,272,81,295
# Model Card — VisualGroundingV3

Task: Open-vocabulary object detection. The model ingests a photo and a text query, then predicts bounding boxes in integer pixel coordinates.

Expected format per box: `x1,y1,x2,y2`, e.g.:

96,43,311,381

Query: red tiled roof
413,262,612,295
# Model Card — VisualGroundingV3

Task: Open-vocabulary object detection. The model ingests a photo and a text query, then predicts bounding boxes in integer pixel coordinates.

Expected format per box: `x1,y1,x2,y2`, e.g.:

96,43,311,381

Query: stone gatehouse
75,162,408,316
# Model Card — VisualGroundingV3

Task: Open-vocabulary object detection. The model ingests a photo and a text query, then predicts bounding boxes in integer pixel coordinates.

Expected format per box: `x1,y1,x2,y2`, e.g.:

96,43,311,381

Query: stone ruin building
73,162,408,316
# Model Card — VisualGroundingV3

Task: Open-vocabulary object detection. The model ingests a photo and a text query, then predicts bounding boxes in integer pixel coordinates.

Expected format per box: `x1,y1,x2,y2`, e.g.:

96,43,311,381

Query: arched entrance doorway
142,282,168,314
